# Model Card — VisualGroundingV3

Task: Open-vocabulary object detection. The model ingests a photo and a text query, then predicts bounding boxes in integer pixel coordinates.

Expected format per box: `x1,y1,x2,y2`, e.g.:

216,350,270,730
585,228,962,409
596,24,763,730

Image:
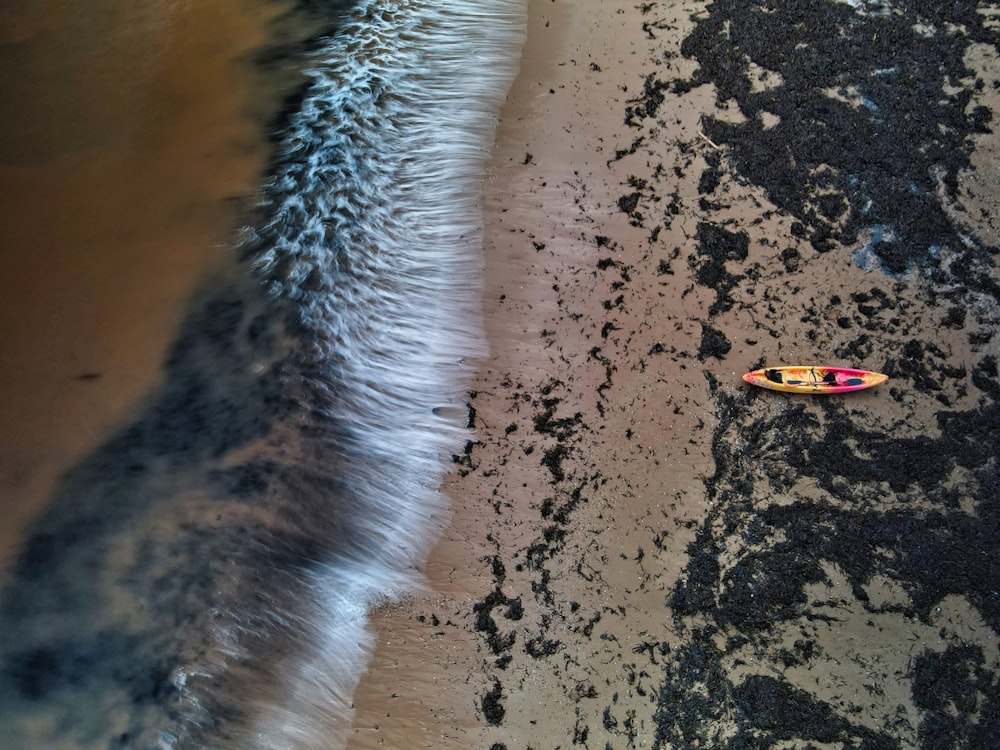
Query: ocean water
0,0,525,747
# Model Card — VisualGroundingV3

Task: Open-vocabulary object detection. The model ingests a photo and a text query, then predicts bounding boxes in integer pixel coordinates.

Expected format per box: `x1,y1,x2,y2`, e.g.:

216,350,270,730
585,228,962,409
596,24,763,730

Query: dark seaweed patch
541,444,571,482
697,323,731,361
666,0,1000,286
779,247,800,273
732,674,893,746
911,643,998,748
698,163,721,195
482,679,505,725
971,355,1000,400
690,222,749,315
474,587,518,656
717,551,827,632
525,636,561,658
652,638,730,747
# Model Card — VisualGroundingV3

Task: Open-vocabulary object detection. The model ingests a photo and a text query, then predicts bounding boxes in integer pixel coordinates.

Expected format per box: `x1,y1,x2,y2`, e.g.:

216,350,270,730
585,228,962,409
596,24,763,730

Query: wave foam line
228,1,527,747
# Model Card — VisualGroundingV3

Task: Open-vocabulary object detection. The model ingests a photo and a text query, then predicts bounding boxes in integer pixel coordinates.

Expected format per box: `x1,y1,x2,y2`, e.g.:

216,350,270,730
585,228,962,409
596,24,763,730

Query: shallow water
0,0,305,562
0,0,526,747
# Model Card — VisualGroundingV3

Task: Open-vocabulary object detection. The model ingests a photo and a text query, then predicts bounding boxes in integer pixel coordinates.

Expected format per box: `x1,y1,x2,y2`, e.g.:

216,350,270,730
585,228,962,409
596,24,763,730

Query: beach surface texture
0,1,997,748
349,1,1000,748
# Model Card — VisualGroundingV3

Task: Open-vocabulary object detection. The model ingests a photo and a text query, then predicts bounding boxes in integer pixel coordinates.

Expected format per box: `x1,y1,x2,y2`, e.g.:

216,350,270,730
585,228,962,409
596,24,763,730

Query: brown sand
348,0,1000,748
0,0,294,563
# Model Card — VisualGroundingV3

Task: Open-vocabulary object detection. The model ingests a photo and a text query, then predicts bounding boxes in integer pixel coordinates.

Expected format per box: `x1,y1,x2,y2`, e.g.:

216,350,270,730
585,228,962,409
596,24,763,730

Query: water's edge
0,2,526,747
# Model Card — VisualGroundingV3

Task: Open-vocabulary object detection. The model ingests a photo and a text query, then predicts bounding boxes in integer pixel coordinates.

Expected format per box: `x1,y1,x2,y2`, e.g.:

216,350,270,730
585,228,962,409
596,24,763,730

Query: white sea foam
231,1,526,747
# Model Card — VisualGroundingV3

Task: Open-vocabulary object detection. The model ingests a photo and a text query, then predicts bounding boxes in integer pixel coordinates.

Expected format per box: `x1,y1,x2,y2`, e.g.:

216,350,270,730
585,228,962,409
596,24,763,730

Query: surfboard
742,366,888,394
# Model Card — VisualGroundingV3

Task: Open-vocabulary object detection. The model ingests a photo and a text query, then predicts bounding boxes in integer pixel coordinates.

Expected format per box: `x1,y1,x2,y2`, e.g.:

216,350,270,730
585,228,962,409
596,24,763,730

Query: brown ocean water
0,0,307,563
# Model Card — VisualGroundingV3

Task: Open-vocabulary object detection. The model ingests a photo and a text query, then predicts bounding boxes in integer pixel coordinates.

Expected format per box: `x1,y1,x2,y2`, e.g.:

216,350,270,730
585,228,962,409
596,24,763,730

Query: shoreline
347,1,716,745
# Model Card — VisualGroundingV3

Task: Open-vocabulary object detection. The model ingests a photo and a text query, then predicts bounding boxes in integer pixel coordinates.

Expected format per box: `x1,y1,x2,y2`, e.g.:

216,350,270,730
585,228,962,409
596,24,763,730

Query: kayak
742,366,888,394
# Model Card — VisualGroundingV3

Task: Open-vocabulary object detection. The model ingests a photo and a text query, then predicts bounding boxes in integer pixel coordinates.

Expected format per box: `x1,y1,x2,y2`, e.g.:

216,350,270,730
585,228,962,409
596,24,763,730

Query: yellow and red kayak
742,366,888,394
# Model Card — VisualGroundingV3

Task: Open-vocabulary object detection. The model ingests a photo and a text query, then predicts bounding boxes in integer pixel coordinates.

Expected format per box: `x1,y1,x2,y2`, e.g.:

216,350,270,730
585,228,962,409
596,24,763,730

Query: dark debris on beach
621,1,1000,748
469,375,598,724
470,0,1000,747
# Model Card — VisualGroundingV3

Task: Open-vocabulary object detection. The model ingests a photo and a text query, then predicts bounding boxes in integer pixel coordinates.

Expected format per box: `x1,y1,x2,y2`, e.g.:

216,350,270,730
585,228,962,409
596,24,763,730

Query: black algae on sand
619,1,1000,748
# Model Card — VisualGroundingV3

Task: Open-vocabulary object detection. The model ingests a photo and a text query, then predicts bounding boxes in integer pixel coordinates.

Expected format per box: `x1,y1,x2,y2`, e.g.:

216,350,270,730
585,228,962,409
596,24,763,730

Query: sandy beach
348,2,712,745
349,1,1000,748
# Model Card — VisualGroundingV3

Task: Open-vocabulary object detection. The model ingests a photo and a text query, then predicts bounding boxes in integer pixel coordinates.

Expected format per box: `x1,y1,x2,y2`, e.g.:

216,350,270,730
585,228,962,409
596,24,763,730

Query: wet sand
349,2,724,745
350,1,1000,748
